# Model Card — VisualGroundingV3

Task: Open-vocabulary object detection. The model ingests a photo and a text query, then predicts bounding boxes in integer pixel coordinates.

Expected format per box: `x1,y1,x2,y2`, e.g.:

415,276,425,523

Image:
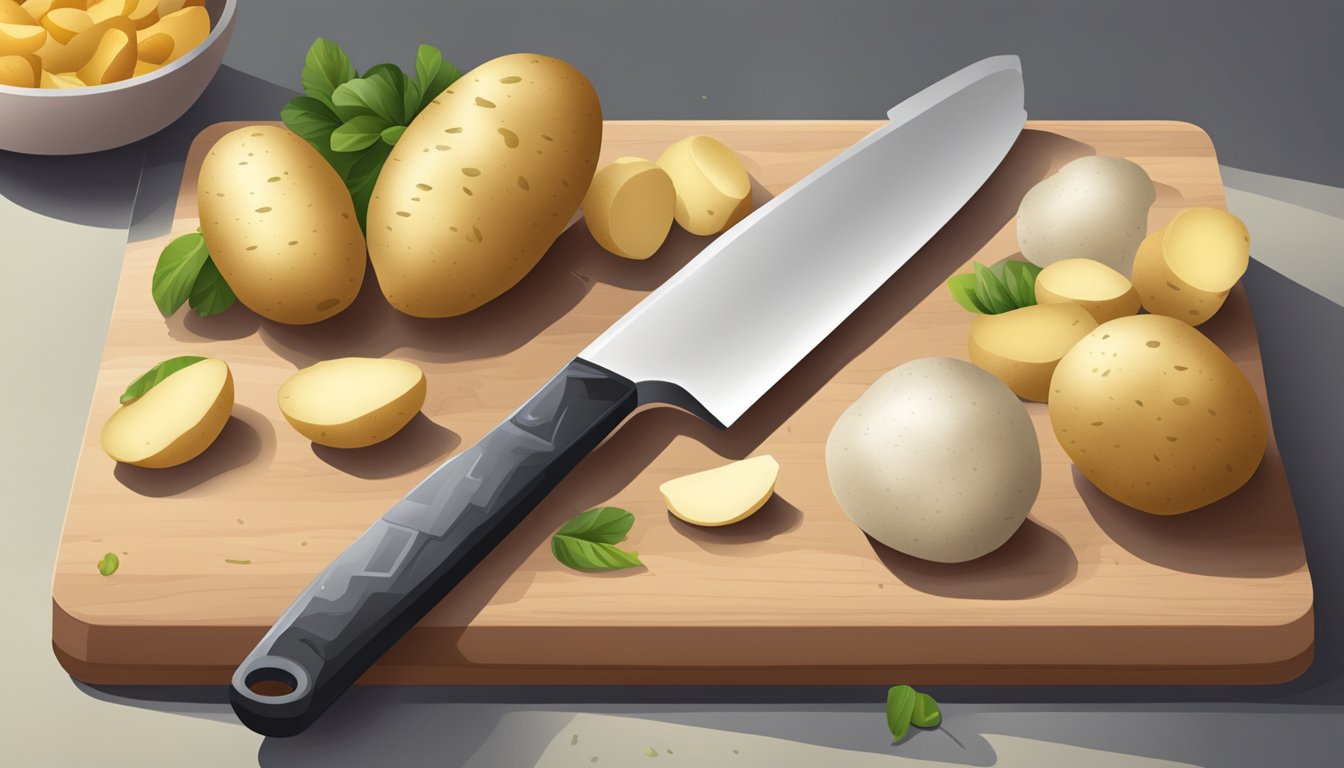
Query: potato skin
101,358,234,468
198,125,366,325
1131,208,1249,326
1049,314,1267,515
968,302,1097,402
368,53,602,317
657,135,752,236
583,157,675,260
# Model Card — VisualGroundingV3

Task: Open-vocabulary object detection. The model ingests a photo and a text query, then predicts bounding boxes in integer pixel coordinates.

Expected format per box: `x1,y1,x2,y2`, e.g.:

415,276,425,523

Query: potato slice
278,358,427,449
0,17,46,56
39,6,91,43
129,55,156,77
39,67,81,86
968,302,1097,402
0,51,37,85
134,4,204,65
76,22,132,83
22,0,88,19
657,135,752,236
126,0,157,27
659,455,780,527
1132,207,1249,326
101,358,234,468
38,13,129,71
154,0,202,13
1034,258,1140,324
583,157,676,260
85,0,133,22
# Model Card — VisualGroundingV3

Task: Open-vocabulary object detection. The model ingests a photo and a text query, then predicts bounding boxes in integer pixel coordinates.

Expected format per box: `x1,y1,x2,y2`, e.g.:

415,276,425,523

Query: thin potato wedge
0,51,38,85
38,6,90,43
1035,258,1140,324
38,13,130,71
968,302,1097,402
76,22,133,84
660,455,780,527
134,4,204,66
278,358,427,449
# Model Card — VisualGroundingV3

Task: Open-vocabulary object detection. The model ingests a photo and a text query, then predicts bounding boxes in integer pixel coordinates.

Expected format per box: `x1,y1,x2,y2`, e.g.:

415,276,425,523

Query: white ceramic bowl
0,0,236,155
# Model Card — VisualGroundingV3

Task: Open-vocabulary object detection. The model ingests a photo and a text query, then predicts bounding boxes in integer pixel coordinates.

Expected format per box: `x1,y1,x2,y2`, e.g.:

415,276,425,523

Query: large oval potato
968,302,1097,402
1049,314,1267,515
101,358,234,468
278,357,427,449
368,53,602,317
826,357,1040,563
198,125,366,325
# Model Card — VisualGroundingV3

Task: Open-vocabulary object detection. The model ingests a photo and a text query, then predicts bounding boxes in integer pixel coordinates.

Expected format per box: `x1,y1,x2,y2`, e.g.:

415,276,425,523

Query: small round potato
659,455,779,527
1049,314,1267,515
968,302,1098,402
657,135,752,236
1017,156,1156,274
1034,258,1140,323
583,157,676,260
826,357,1041,563
101,358,234,468
1132,207,1249,326
278,358,427,449
198,125,367,325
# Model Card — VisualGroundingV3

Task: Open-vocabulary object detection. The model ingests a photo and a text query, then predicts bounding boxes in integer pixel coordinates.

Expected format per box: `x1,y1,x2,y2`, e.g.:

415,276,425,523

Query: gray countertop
3,2,1343,765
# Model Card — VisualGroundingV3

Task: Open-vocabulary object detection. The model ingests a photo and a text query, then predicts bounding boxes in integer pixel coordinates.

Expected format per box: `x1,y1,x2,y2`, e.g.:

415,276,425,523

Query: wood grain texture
52,121,1313,685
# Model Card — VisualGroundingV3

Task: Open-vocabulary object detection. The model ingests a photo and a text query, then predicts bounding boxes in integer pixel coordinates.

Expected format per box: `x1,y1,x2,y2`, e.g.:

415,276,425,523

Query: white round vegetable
825,357,1041,563
1016,156,1156,274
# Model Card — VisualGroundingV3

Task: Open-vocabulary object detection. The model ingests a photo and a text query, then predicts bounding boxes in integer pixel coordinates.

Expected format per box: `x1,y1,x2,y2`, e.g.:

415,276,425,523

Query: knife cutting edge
229,54,1026,736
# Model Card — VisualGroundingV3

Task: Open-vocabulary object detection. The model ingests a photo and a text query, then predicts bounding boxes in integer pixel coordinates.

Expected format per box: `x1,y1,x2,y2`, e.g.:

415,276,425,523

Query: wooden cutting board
52,120,1313,686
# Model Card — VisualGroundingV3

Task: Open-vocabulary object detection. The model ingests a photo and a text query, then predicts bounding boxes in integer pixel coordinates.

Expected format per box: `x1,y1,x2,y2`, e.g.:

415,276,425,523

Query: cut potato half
278,357,427,449
659,455,780,527
583,157,676,260
657,135,752,236
968,302,1097,402
1132,207,1249,326
100,358,234,468
1034,258,1140,324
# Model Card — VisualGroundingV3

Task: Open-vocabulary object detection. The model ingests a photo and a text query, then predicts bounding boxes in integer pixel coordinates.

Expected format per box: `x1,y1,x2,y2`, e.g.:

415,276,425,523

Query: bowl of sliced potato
0,0,234,154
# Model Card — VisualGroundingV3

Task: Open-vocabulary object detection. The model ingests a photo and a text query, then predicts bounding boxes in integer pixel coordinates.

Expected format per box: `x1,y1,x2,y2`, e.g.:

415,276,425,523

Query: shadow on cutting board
113,405,276,497
311,414,461,480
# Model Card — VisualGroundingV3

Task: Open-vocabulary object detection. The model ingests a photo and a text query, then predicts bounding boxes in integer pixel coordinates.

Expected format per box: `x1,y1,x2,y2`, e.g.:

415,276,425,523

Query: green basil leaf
188,258,236,317
151,231,210,317
886,685,917,742
380,124,406,146
300,38,357,112
281,95,342,146
550,537,643,572
414,44,460,112
363,63,416,124
120,356,206,405
333,74,403,124
331,115,391,153
97,552,119,577
343,141,393,231
555,506,636,544
911,693,942,729
551,507,642,571
973,262,1016,314
946,273,990,314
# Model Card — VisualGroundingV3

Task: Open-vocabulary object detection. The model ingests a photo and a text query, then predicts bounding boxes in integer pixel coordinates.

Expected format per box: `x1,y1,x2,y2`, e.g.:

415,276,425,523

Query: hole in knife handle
245,667,298,698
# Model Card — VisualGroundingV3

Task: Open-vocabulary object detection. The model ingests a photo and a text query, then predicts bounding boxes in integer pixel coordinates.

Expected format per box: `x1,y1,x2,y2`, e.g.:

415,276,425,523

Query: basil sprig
551,507,644,572
886,685,942,743
151,229,235,318
280,38,460,230
946,260,1041,314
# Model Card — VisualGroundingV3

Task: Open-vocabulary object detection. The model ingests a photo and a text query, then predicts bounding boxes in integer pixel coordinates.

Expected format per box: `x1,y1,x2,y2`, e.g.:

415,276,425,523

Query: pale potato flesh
100,358,234,468
198,125,366,325
1132,207,1249,326
278,357,427,449
582,157,675,260
76,23,132,84
968,302,1098,402
657,135,752,236
659,455,779,527
1034,257,1140,323
0,52,38,85
1049,314,1267,515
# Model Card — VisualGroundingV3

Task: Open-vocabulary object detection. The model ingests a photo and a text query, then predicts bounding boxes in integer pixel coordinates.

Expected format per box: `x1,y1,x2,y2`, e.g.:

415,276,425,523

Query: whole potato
826,357,1041,563
197,125,366,325
368,53,602,317
1017,156,1156,274
1049,314,1267,515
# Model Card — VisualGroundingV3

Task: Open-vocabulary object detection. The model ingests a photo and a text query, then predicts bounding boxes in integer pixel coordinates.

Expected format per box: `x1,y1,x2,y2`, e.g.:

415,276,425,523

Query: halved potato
39,6,91,43
0,51,38,85
968,302,1097,402
659,455,780,527
75,20,132,83
657,135,752,236
278,358,427,449
133,4,204,66
0,0,46,56
37,13,130,71
1132,207,1249,326
1034,258,1140,324
101,358,234,468
583,157,676,260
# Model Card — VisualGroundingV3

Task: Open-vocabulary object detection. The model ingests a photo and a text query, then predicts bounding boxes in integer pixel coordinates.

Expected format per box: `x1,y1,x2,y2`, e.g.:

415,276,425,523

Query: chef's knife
230,55,1026,736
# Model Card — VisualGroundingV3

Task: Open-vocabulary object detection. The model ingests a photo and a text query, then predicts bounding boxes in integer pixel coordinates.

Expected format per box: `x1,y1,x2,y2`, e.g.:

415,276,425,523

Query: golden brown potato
38,66,80,87
657,135,752,236
133,4,205,66
968,302,1097,402
0,0,47,56
36,14,130,72
38,6,90,43
75,21,132,83
1034,258,1140,324
1131,207,1249,326
1049,314,1267,515
583,157,676,260
0,51,38,85
197,125,367,324
368,53,602,317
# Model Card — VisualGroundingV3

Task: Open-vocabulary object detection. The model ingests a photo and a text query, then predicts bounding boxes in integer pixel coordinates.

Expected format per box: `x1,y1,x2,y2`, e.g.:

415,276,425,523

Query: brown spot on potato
517,176,530,190
268,176,281,182
396,211,411,217
245,245,258,251
1090,421,1103,426
445,127,462,133
1166,281,1181,291
498,128,519,148
462,187,473,196
475,97,496,108
255,207,272,213
1135,399,1144,406
288,240,298,245
315,298,340,311
1172,397,1191,406
1174,365,1188,371
462,168,481,177
415,183,432,191
1146,340,1161,348
471,226,483,242
435,145,450,151
541,134,554,142
1166,436,1178,442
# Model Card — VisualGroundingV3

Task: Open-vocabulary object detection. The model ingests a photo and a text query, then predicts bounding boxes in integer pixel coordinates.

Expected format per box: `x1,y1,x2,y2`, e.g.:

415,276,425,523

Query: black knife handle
229,358,637,736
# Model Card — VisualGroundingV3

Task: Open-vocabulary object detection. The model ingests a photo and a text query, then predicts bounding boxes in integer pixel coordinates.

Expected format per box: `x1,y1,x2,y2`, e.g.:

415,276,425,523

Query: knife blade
230,55,1026,737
